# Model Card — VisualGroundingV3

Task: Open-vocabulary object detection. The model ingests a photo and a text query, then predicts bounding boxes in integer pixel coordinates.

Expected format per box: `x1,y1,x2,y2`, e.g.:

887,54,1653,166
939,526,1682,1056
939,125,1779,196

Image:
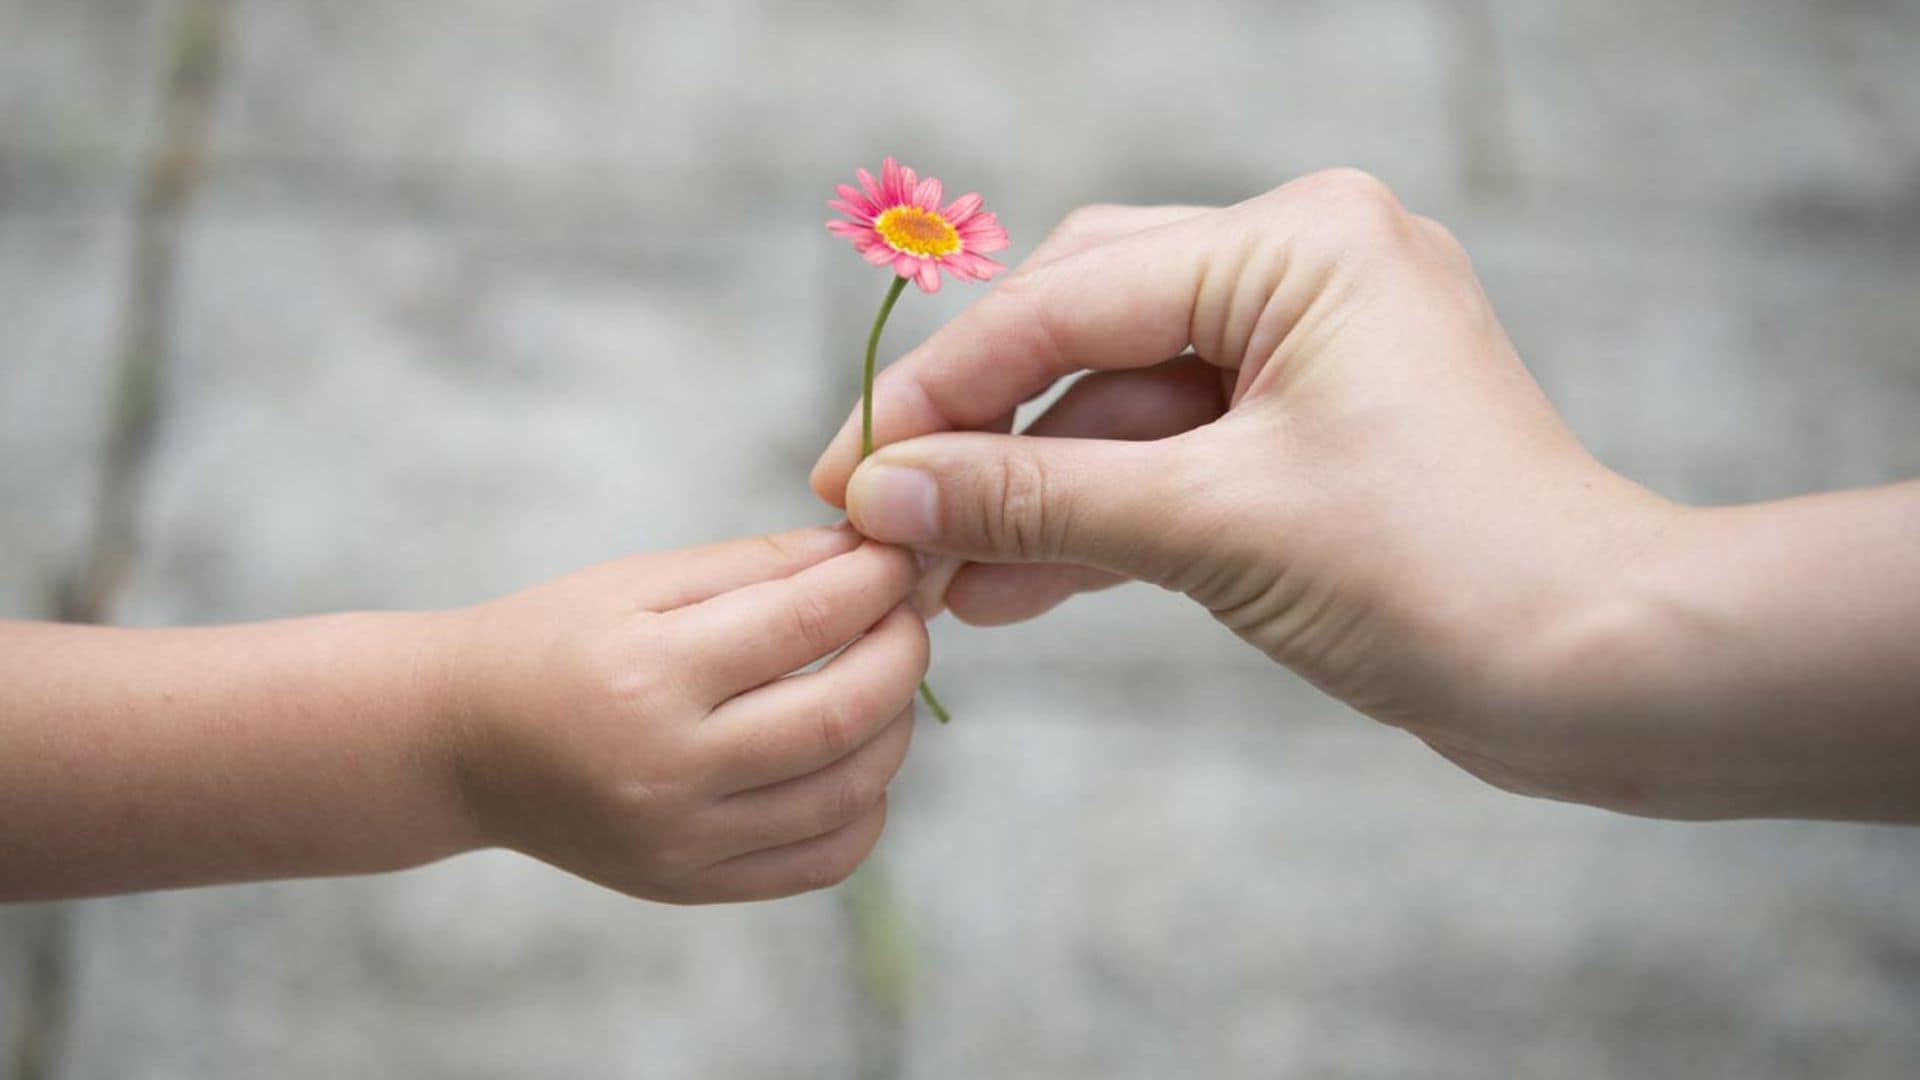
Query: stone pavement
3,1,1918,1076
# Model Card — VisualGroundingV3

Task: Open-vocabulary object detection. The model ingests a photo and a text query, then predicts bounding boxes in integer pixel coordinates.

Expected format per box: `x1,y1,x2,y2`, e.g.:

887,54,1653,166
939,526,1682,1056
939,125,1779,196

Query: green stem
862,274,951,724
861,275,909,459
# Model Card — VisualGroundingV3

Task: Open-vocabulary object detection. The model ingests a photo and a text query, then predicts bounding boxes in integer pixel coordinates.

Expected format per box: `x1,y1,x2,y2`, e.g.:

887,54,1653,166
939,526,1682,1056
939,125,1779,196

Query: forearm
0,613,477,900
1546,479,1920,821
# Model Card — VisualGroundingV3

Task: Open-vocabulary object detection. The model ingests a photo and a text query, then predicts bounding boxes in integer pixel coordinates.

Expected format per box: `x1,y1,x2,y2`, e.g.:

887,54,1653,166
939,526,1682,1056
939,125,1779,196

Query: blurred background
3,1,1919,1076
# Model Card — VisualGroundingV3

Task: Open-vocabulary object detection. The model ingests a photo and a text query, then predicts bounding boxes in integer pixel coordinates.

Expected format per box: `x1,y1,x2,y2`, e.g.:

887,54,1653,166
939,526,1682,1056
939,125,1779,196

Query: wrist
1521,528,1689,720
1496,492,1855,819
1475,467,1681,703
1528,487,1920,821
400,606,496,858
1480,483,1705,813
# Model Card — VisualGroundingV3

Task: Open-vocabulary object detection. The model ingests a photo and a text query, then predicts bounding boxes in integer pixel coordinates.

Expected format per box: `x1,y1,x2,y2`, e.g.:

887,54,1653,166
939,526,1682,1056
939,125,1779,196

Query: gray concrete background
3,1,1918,1076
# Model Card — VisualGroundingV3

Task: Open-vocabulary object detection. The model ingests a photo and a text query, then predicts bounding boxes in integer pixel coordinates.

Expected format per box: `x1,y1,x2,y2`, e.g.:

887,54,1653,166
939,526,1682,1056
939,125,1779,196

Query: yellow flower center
874,206,961,258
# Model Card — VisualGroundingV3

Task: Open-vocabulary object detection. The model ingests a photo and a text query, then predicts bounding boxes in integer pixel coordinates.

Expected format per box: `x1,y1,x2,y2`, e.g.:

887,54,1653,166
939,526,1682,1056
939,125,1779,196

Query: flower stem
916,679,951,725
863,273,951,724
861,275,909,459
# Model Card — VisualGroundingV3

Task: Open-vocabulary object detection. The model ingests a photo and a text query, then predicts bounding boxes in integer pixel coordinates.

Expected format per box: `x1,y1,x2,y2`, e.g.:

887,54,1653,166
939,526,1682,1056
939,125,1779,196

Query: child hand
443,526,927,903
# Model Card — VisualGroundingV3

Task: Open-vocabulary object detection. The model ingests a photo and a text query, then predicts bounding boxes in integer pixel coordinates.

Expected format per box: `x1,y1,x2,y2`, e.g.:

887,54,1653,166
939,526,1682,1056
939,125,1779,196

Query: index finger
809,209,1220,506
662,541,919,703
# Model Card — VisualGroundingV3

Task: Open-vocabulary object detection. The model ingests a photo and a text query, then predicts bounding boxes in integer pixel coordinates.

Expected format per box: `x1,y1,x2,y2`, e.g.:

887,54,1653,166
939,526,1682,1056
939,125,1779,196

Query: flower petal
862,243,897,266
956,209,1002,234
856,168,883,204
914,176,943,211
965,235,1009,255
835,183,879,216
959,216,1009,253
941,192,983,226
828,199,875,221
952,252,1006,280
894,252,921,279
881,158,902,204
916,259,943,293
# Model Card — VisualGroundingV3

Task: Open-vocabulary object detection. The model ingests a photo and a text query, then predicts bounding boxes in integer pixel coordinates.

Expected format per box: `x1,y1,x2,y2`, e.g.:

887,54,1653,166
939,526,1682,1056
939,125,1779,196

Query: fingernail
849,464,939,543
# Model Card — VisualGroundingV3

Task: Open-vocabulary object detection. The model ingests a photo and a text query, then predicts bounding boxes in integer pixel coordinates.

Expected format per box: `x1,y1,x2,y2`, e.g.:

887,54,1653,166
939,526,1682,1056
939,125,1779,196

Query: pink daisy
827,157,1009,294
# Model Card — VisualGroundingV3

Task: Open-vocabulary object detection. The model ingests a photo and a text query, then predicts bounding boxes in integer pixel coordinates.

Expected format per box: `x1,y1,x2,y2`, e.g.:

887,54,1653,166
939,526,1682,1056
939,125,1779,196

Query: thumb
844,432,1199,584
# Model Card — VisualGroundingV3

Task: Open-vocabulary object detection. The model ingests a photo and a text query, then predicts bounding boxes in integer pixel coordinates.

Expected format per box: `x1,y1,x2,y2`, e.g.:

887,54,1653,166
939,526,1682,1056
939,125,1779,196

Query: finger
904,404,1022,617
637,525,863,611
922,357,1224,620
665,542,919,702
1017,202,1213,271
698,604,928,790
811,207,1223,504
1019,355,1228,441
911,555,966,617
944,562,1126,626
846,432,1201,582
697,707,914,862
679,796,889,903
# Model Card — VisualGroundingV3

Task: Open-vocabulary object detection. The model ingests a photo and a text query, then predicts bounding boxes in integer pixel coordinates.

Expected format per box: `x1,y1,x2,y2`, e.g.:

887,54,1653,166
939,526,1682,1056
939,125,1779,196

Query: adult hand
811,169,1920,822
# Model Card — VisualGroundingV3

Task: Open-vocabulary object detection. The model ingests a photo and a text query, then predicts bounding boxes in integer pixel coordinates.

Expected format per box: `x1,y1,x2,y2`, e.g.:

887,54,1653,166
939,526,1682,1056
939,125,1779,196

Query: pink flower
827,158,1009,294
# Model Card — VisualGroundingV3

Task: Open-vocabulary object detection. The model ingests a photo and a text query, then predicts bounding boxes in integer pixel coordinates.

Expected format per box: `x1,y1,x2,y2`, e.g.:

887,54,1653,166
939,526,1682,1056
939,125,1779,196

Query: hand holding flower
812,169,1920,823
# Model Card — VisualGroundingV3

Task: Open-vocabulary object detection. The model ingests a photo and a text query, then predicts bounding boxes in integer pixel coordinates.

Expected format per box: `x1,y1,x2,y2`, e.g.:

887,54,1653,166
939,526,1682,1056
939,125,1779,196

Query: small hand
445,527,928,902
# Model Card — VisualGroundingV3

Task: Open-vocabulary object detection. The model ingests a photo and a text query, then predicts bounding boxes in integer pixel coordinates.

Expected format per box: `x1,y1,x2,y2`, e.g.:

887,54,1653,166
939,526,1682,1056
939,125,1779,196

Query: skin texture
0,527,930,902
811,168,1920,823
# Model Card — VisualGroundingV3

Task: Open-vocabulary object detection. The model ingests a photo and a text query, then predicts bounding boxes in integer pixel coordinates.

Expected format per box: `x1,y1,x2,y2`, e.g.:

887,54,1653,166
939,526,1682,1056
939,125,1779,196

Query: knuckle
612,755,713,831
833,769,883,826
1052,203,1123,244
1307,166,1399,208
1411,212,1460,249
756,529,809,565
604,665,676,718
980,451,1057,560
985,261,1049,323
797,799,885,894
814,693,869,762
787,588,841,657
612,617,695,710
610,768,678,818
1298,167,1408,248
1411,214,1474,272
